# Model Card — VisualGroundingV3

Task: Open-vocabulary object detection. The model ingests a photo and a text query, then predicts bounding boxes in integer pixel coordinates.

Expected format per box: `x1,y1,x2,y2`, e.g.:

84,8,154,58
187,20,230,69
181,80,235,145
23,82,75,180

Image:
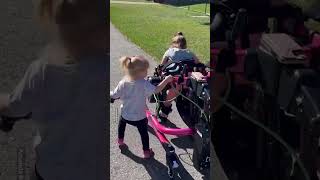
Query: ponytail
175,32,184,36
171,32,187,49
119,56,149,78
120,56,132,71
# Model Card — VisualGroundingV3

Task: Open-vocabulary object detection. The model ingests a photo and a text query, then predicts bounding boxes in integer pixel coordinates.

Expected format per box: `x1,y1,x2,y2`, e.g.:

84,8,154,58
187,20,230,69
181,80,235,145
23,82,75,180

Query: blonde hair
37,0,106,57
171,32,187,49
120,56,150,79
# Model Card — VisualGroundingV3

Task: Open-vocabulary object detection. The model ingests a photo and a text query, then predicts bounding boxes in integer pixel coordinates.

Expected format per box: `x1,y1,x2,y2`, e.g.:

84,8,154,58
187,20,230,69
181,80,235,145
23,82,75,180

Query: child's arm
110,81,124,100
194,56,200,64
154,75,173,94
161,49,171,65
192,52,201,64
0,60,44,117
144,76,173,97
161,56,169,65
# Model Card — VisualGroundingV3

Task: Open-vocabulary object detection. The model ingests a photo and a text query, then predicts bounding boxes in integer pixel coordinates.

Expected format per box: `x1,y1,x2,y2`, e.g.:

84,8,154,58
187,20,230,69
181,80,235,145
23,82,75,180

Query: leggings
30,165,44,180
35,168,44,180
118,116,150,151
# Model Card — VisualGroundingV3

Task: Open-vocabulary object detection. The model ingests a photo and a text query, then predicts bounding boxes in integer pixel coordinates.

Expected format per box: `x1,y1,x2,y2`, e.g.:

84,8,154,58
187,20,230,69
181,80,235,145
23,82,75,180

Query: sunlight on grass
182,3,210,15
110,4,210,63
289,0,320,31
111,0,152,2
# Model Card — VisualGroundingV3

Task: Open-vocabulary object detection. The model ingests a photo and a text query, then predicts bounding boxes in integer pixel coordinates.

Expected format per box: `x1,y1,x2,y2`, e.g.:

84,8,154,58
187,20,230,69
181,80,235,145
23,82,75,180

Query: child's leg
30,165,45,180
118,117,127,139
165,85,181,106
136,118,149,151
35,167,45,180
159,85,181,118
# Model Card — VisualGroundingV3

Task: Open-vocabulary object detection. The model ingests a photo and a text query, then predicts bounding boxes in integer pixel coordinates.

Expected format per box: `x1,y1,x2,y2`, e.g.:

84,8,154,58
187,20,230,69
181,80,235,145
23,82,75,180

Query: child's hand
0,94,9,112
155,75,174,93
164,75,173,83
0,116,15,132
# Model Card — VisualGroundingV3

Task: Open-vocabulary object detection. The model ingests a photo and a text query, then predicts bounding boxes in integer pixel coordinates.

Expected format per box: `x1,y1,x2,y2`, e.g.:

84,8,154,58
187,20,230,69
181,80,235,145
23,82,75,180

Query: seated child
159,32,201,121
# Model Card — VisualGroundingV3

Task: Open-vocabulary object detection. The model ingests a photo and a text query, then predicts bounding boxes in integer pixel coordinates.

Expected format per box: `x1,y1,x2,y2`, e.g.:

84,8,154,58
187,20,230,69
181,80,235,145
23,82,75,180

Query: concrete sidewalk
0,1,46,180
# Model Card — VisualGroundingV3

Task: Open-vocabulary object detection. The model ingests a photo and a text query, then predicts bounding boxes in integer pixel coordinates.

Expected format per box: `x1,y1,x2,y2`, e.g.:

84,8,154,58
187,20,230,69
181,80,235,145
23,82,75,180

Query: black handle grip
110,98,115,103
0,113,31,132
0,118,15,132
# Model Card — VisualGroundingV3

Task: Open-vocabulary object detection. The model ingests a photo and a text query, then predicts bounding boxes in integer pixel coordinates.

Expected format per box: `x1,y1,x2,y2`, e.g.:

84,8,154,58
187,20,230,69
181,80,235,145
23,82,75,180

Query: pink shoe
143,149,155,159
117,138,126,147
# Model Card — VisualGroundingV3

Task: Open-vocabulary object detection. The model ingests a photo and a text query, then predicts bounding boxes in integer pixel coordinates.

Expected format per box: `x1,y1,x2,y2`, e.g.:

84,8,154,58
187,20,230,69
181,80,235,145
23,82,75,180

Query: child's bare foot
143,148,155,159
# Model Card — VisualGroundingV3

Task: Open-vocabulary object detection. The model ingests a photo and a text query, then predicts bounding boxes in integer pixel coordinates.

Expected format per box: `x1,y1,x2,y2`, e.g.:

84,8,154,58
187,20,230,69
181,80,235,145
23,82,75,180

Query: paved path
110,23,210,180
0,1,47,180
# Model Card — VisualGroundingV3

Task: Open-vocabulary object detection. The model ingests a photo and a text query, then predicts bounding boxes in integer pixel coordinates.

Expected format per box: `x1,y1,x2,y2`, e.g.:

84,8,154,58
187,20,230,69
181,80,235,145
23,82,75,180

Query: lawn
289,0,320,31
111,0,152,2
110,3,210,63
182,3,210,15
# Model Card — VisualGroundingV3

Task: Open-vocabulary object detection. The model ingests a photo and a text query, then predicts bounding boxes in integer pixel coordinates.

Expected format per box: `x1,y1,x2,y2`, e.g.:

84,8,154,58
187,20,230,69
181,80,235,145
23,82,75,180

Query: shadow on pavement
172,136,210,180
170,136,193,149
121,147,195,180
147,123,210,179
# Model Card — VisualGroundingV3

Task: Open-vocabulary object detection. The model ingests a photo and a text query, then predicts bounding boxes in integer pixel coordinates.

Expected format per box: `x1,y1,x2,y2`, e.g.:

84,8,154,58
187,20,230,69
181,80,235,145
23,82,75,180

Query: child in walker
110,56,173,158
158,32,201,121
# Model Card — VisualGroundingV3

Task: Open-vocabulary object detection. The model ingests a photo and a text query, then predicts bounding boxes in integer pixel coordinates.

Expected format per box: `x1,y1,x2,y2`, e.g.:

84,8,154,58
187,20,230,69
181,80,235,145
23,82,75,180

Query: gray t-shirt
163,47,196,62
110,78,156,121
3,56,107,180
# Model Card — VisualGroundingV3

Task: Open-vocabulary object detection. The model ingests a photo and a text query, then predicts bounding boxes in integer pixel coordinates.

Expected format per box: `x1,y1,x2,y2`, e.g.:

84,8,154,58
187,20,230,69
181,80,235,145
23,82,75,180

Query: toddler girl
110,56,173,158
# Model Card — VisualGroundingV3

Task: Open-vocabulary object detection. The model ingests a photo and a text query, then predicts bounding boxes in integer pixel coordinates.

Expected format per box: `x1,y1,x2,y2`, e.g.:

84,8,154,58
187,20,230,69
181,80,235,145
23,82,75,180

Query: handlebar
110,97,119,104
0,113,32,132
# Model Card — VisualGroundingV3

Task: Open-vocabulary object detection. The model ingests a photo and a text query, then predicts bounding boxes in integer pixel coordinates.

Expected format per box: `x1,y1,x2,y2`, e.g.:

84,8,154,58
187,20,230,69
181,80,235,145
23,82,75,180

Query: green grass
112,0,152,2
289,0,320,31
183,3,210,15
110,3,210,63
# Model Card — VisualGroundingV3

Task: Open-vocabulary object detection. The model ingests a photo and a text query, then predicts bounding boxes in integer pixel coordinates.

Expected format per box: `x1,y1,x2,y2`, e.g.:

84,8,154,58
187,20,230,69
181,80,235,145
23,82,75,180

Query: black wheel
188,92,198,126
192,133,210,172
277,81,320,180
176,95,188,112
192,142,201,171
155,102,167,123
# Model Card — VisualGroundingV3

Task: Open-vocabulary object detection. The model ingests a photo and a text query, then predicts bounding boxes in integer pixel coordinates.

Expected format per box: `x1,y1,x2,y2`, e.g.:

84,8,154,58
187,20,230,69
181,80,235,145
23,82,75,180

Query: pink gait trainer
143,149,155,159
